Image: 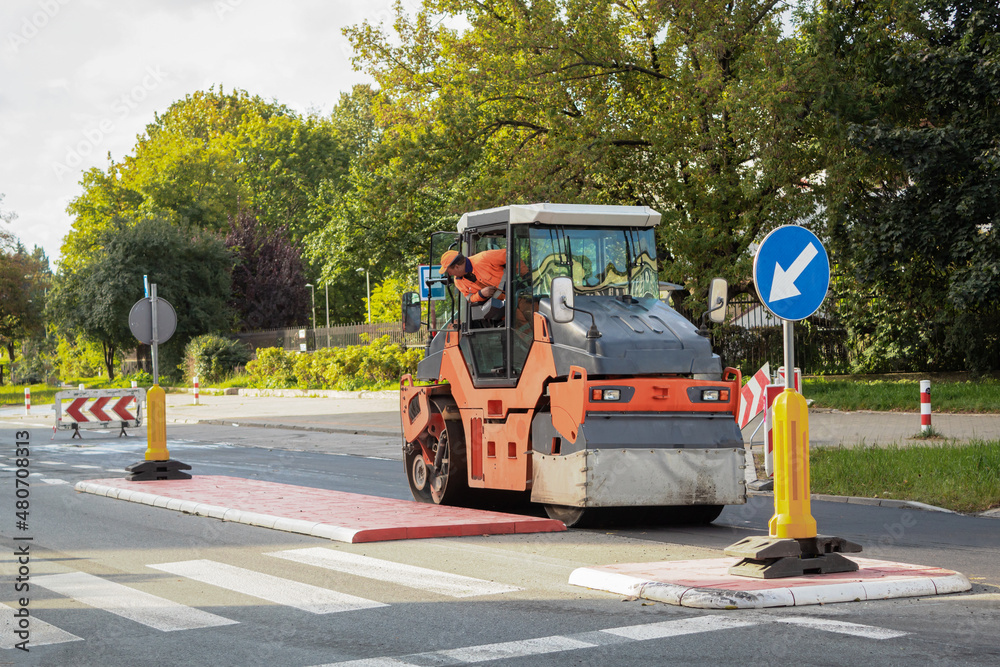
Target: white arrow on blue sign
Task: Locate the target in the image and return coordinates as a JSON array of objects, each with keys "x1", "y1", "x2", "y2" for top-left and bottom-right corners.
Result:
[{"x1": 753, "y1": 225, "x2": 830, "y2": 321}]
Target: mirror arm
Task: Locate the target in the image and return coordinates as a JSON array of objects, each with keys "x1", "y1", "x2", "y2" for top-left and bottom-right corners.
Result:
[{"x1": 561, "y1": 297, "x2": 601, "y2": 339}]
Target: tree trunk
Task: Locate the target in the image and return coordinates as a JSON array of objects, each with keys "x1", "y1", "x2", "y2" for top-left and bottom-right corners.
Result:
[
  {"x1": 103, "y1": 342, "x2": 117, "y2": 381},
  {"x1": 5, "y1": 342, "x2": 14, "y2": 385}
]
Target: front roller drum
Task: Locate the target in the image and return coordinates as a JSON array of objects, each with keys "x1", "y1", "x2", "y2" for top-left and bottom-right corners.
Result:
[{"x1": 404, "y1": 397, "x2": 468, "y2": 505}]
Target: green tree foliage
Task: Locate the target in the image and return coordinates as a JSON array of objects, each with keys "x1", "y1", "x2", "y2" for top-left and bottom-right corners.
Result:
[
  {"x1": 0, "y1": 203, "x2": 50, "y2": 384},
  {"x1": 62, "y1": 88, "x2": 351, "y2": 271},
  {"x1": 225, "y1": 209, "x2": 310, "y2": 330},
  {"x1": 367, "y1": 275, "x2": 416, "y2": 323},
  {"x1": 336, "y1": 0, "x2": 823, "y2": 304},
  {"x1": 811, "y1": 0, "x2": 1000, "y2": 371},
  {"x1": 48, "y1": 217, "x2": 234, "y2": 381},
  {"x1": 184, "y1": 334, "x2": 251, "y2": 383}
]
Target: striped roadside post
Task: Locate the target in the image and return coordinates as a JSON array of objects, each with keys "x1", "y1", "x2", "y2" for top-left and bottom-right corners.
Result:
[
  {"x1": 920, "y1": 380, "x2": 932, "y2": 434},
  {"x1": 24, "y1": 387, "x2": 30, "y2": 415},
  {"x1": 194, "y1": 376, "x2": 200, "y2": 405}
]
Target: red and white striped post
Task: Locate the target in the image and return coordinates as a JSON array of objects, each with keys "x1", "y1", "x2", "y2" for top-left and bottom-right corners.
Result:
[
  {"x1": 193, "y1": 376, "x2": 200, "y2": 405},
  {"x1": 920, "y1": 380, "x2": 932, "y2": 434},
  {"x1": 24, "y1": 387, "x2": 30, "y2": 415}
]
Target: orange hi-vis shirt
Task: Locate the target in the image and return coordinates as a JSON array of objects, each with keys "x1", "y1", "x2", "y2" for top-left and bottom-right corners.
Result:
[{"x1": 456, "y1": 249, "x2": 507, "y2": 304}]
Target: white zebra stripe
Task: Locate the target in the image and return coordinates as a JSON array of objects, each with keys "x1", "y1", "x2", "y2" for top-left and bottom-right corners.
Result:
[
  {"x1": 0, "y1": 603, "x2": 82, "y2": 649},
  {"x1": 148, "y1": 560, "x2": 386, "y2": 614},
  {"x1": 33, "y1": 572, "x2": 237, "y2": 632},
  {"x1": 267, "y1": 548, "x2": 522, "y2": 598}
]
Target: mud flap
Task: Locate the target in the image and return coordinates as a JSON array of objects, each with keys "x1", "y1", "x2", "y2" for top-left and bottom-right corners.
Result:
[
  {"x1": 549, "y1": 366, "x2": 587, "y2": 443},
  {"x1": 400, "y1": 374, "x2": 432, "y2": 443}
]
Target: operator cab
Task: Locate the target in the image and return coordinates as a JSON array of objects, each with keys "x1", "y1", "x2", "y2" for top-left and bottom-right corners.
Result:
[{"x1": 409, "y1": 203, "x2": 666, "y2": 388}]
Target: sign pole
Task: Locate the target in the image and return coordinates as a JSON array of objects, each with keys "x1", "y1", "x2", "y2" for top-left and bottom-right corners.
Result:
[
  {"x1": 726, "y1": 225, "x2": 861, "y2": 578},
  {"x1": 125, "y1": 286, "x2": 190, "y2": 480},
  {"x1": 151, "y1": 283, "x2": 159, "y2": 385},
  {"x1": 782, "y1": 320, "x2": 794, "y2": 389}
]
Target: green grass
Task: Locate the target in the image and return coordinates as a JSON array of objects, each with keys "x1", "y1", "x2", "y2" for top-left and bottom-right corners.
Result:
[
  {"x1": 810, "y1": 440, "x2": 1000, "y2": 513},
  {"x1": 0, "y1": 376, "x2": 154, "y2": 406},
  {"x1": 0, "y1": 383, "x2": 57, "y2": 406},
  {"x1": 804, "y1": 378, "x2": 1000, "y2": 413}
]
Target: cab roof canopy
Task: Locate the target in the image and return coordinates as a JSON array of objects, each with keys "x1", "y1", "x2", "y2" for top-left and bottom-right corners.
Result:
[{"x1": 457, "y1": 203, "x2": 661, "y2": 232}]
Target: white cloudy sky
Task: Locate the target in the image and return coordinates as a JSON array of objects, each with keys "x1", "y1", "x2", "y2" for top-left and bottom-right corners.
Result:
[{"x1": 0, "y1": 0, "x2": 404, "y2": 268}]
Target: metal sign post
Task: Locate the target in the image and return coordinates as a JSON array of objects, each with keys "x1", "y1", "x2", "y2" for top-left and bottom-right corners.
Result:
[
  {"x1": 725, "y1": 226, "x2": 861, "y2": 579},
  {"x1": 125, "y1": 284, "x2": 191, "y2": 481}
]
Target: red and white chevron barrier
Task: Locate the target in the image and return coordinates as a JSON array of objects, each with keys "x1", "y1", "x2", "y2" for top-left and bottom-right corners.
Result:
[
  {"x1": 738, "y1": 363, "x2": 771, "y2": 428},
  {"x1": 53, "y1": 388, "x2": 145, "y2": 436}
]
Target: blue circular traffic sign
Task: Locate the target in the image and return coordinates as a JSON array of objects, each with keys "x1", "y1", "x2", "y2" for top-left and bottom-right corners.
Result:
[{"x1": 753, "y1": 225, "x2": 830, "y2": 321}]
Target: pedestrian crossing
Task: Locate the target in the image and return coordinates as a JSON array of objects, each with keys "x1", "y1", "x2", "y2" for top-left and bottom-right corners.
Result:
[
  {"x1": 2, "y1": 547, "x2": 518, "y2": 650},
  {"x1": 3, "y1": 546, "x2": 911, "y2": 658}
]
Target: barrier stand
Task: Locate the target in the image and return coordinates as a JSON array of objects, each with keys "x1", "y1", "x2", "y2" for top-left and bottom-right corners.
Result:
[{"x1": 725, "y1": 321, "x2": 861, "y2": 579}]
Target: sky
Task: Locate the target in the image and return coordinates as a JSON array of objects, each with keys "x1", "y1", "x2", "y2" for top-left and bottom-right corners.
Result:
[{"x1": 0, "y1": 0, "x2": 404, "y2": 269}]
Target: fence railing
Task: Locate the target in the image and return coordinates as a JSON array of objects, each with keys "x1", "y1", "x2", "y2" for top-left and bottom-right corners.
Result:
[
  {"x1": 233, "y1": 322, "x2": 425, "y2": 355},
  {"x1": 710, "y1": 293, "x2": 852, "y2": 376}
]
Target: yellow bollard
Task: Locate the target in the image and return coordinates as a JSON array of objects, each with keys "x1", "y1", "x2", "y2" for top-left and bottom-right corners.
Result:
[
  {"x1": 145, "y1": 384, "x2": 170, "y2": 461},
  {"x1": 768, "y1": 387, "x2": 817, "y2": 539}
]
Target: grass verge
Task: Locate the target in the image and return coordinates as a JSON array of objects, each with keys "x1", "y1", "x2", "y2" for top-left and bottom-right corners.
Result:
[
  {"x1": 804, "y1": 378, "x2": 1000, "y2": 413},
  {"x1": 809, "y1": 440, "x2": 1000, "y2": 513}
]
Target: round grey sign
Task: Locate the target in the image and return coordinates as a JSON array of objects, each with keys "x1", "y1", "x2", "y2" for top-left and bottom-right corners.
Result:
[{"x1": 129, "y1": 297, "x2": 177, "y2": 344}]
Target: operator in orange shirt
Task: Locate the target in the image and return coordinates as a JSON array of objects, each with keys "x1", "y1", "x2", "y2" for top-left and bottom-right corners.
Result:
[{"x1": 439, "y1": 249, "x2": 506, "y2": 304}]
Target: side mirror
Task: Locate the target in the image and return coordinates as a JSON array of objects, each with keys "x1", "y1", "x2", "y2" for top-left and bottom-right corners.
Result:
[
  {"x1": 402, "y1": 292, "x2": 421, "y2": 333},
  {"x1": 707, "y1": 277, "x2": 728, "y2": 324},
  {"x1": 550, "y1": 276, "x2": 575, "y2": 324}
]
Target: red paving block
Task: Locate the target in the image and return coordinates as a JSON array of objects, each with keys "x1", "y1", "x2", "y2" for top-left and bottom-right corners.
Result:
[{"x1": 77, "y1": 475, "x2": 565, "y2": 543}]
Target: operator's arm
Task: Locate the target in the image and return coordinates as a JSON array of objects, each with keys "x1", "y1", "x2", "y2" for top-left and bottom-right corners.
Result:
[{"x1": 470, "y1": 249, "x2": 507, "y2": 303}]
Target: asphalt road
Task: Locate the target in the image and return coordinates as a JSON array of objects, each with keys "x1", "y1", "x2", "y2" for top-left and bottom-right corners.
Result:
[{"x1": 1, "y1": 424, "x2": 999, "y2": 666}]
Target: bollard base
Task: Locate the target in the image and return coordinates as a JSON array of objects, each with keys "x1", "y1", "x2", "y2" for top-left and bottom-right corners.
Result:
[
  {"x1": 724, "y1": 534, "x2": 862, "y2": 579},
  {"x1": 126, "y1": 459, "x2": 192, "y2": 481}
]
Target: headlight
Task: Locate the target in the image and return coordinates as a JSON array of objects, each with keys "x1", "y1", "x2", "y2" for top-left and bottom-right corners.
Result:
[
  {"x1": 701, "y1": 389, "x2": 729, "y2": 401},
  {"x1": 591, "y1": 388, "x2": 621, "y2": 401}
]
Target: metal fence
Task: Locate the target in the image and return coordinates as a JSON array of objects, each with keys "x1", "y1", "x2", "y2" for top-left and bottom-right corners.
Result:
[
  {"x1": 229, "y1": 298, "x2": 847, "y2": 376},
  {"x1": 710, "y1": 293, "x2": 851, "y2": 376},
  {"x1": 232, "y1": 322, "x2": 425, "y2": 355}
]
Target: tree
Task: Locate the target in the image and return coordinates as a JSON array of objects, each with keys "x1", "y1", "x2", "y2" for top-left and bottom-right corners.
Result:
[
  {"x1": 367, "y1": 275, "x2": 416, "y2": 323},
  {"x1": 0, "y1": 198, "x2": 49, "y2": 384},
  {"x1": 225, "y1": 209, "x2": 310, "y2": 330},
  {"x1": 810, "y1": 0, "x2": 1000, "y2": 371},
  {"x1": 0, "y1": 251, "x2": 47, "y2": 384},
  {"x1": 49, "y1": 217, "x2": 233, "y2": 381},
  {"x1": 337, "y1": 0, "x2": 824, "y2": 304},
  {"x1": 62, "y1": 88, "x2": 352, "y2": 270}
]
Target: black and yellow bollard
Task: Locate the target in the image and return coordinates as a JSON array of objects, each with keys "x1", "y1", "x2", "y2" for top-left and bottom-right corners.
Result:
[
  {"x1": 125, "y1": 385, "x2": 191, "y2": 481},
  {"x1": 725, "y1": 385, "x2": 860, "y2": 578}
]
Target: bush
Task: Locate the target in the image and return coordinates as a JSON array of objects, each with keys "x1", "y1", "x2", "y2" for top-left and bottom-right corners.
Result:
[
  {"x1": 185, "y1": 334, "x2": 252, "y2": 384},
  {"x1": 246, "y1": 347, "x2": 297, "y2": 389},
  {"x1": 247, "y1": 337, "x2": 422, "y2": 391}
]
